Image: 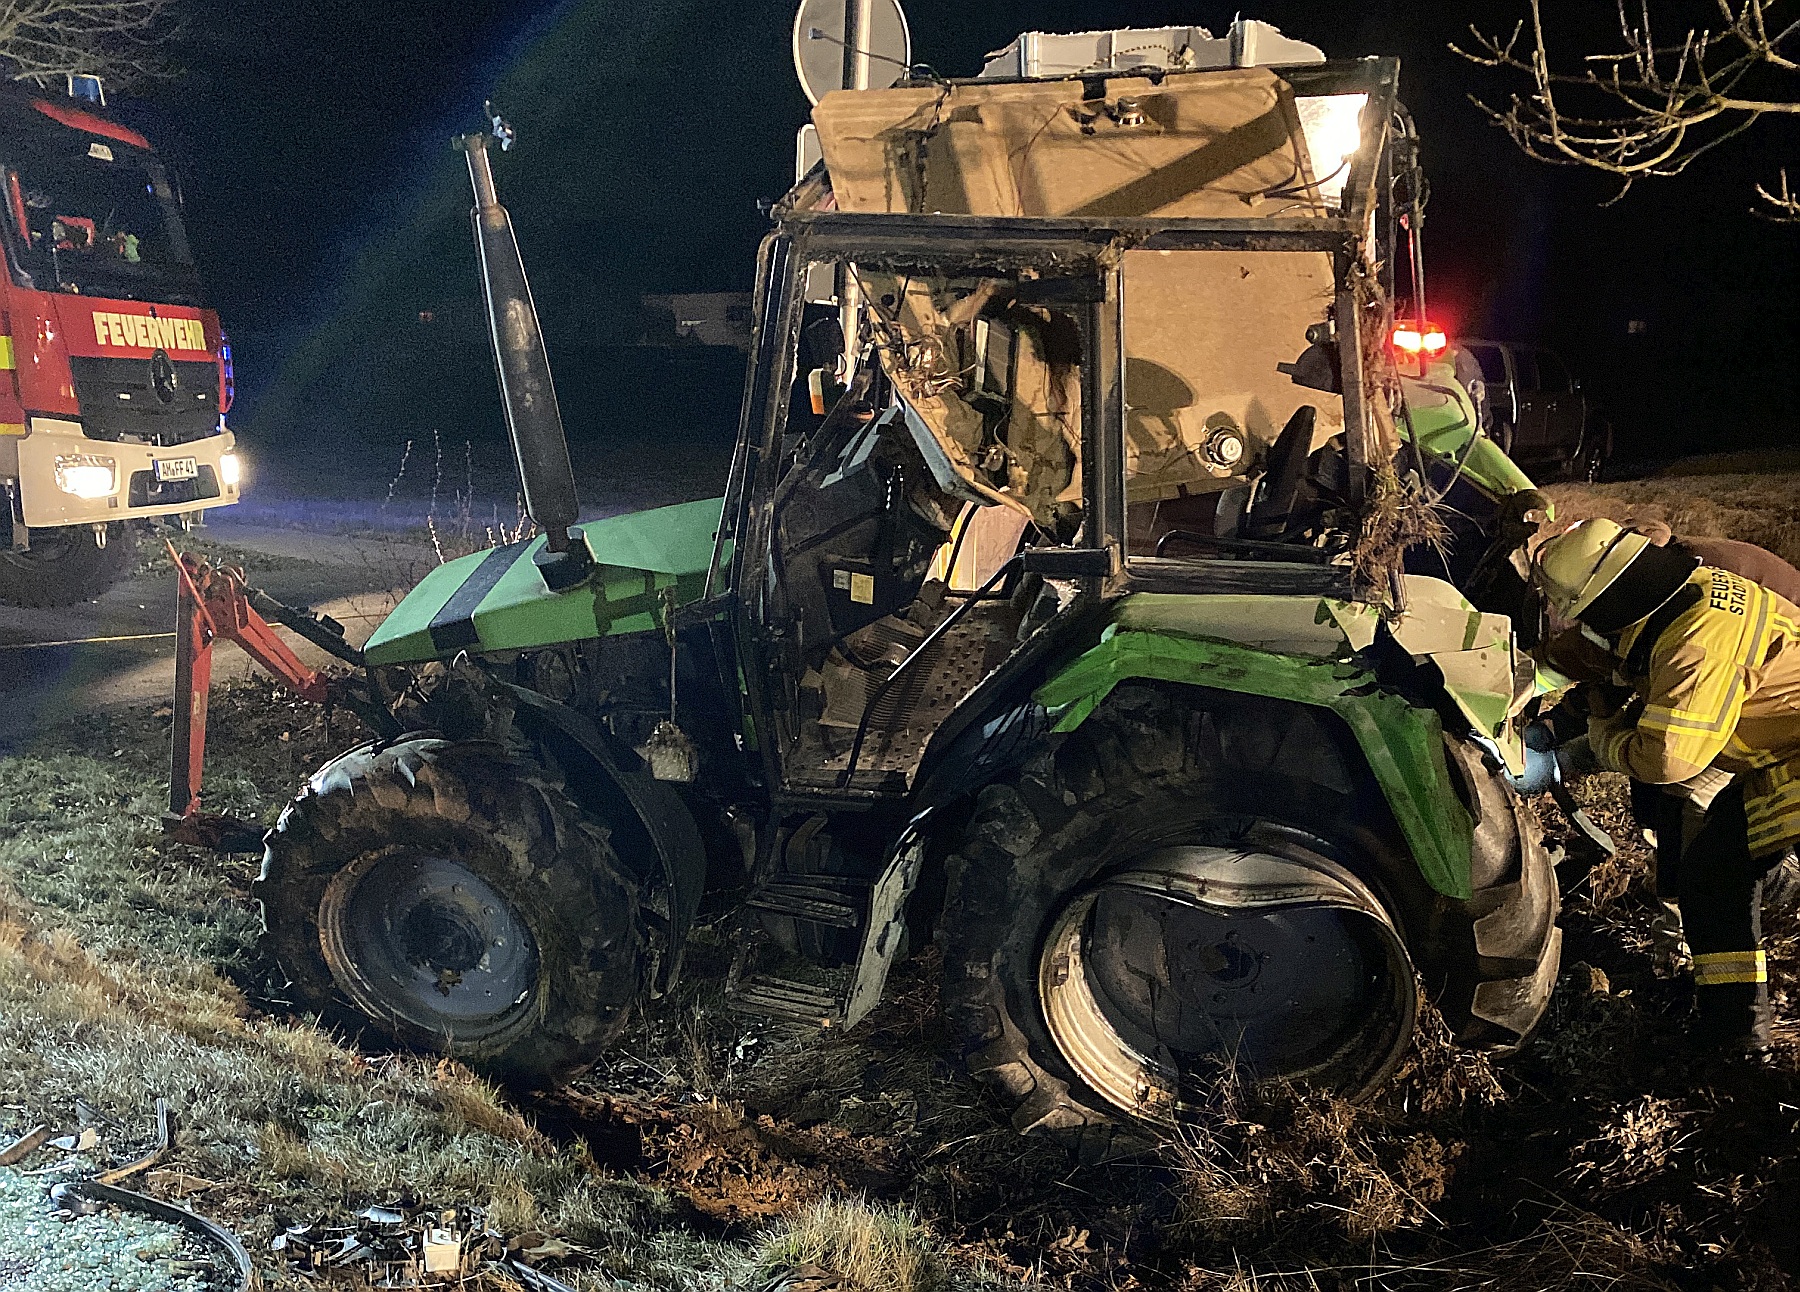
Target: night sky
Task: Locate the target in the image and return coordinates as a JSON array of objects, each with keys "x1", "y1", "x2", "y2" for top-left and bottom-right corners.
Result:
[{"x1": 121, "y1": 1, "x2": 1800, "y2": 493}]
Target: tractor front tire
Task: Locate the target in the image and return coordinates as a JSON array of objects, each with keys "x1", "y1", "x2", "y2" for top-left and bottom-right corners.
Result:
[
  {"x1": 937, "y1": 684, "x2": 1559, "y2": 1159},
  {"x1": 257, "y1": 735, "x2": 645, "y2": 1088},
  {"x1": 0, "y1": 523, "x2": 136, "y2": 608}
]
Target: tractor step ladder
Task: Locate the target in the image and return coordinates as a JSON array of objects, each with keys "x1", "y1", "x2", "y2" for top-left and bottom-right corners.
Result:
[
  {"x1": 727, "y1": 973, "x2": 846, "y2": 1027},
  {"x1": 729, "y1": 877, "x2": 866, "y2": 1025},
  {"x1": 743, "y1": 880, "x2": 864, "y2": 928},
  {"x1": 726, "y1": 833, "x2": 929, "y2": 1030}
]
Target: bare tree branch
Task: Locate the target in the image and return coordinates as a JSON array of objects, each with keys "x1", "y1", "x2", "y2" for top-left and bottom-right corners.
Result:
[
  {"x1": 0, "y1": 0, "x2": 179, "y2": 90},
  {"x1": 1456, "y1": 0, "x2": 1800, "y2": 217}
]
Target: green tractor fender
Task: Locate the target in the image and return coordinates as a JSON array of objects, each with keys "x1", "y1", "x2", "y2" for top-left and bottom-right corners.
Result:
[
  {"x1": 349, "y1": 495, "x2": 725, "y2": 993},
  {"x1": 1033, "y1": 629, "x2": 1472, "y2": 899},
  {"x1": 1026, "y1": 588, "x2": 1532, "y2": 902},
  {"x1": 499, "y1": 683, "x2": 709, "y2": 996}
]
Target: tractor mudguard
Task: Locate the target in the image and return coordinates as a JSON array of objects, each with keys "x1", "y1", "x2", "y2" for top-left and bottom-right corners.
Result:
[
  {"x1": 499, "y1": 683, "x2": 708, "y2": 993},
  {"x1": 363, "y1": 496, "x2": 727, "y2": 665},
  {"x1": 1399, "y1": 370, "x2": 1537, "y2": 502},
  {"x1": 1033, "y1": 628, "x2": 1477, "y2": 901}
]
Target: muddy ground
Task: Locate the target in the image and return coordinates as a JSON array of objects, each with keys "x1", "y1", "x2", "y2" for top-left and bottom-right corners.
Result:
[{"x1": 1, "y1": 461, "x2": 1798, "y2": 1290}]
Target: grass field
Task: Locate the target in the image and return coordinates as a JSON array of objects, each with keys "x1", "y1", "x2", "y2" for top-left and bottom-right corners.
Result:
[
  {"x1": 1, "y1": 457, "x2": 1799, "y2": 1289},
  {"x1": 1544, "y1": 453, "x2": 1800, "y2": 566}
]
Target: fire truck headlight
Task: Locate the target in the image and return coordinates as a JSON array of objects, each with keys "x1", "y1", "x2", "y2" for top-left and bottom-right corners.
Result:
[
  {"x1": 54, "y1": 454, "x2": 117, "y2": 499},
  {"x1": 220, "y1": 452, "x2": 242, "y2": 487}
]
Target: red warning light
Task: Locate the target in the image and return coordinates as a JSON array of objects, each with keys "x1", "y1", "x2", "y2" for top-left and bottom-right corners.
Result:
[{"x1": 1392, "y1": 321, "x2": 1448, "y2": 357}]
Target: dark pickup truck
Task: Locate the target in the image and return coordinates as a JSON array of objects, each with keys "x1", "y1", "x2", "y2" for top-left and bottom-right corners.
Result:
[{"x1": 1457, "y1": 339, "x2": 1611, "y2": 482}]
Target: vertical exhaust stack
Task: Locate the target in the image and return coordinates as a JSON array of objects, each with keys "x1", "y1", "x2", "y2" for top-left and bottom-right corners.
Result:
[{"x1": 455, "y1": 124, "x2": 592, "y2": 590}]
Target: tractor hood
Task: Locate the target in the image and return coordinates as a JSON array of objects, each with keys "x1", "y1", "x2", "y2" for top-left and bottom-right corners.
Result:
[{"x1": 363, "y1": 496, "x2": 725, "y2": 665}]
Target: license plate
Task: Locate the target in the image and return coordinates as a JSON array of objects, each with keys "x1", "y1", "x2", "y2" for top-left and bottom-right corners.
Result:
[{"x1": 154, "y1": 456, "x2": 198, "y2": 482}]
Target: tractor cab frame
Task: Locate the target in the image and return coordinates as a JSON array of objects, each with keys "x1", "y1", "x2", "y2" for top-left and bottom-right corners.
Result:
[{"x1": 711, "y1": 58, "x2": 1403, "y2": 806}]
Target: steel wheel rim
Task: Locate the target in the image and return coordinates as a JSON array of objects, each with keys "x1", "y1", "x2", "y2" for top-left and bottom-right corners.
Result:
[
  {"x1": 1038, "y1": 841, "x2": 1417, "y2": 1123},
  {"x1": 318, "y1": 845, "x2": 541, "y2": 1045}
]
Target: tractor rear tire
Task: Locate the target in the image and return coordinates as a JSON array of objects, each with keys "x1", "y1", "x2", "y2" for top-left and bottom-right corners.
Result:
[
  {"x1": 937, "y1": 684, "x2": 1559, "y2": 1160},
  {"x1": 0, "y1": 523, "x2": 136, "y2": 607},
  {"x1": 256, "y1": 735, "x2": 645, "y2": 1088}
]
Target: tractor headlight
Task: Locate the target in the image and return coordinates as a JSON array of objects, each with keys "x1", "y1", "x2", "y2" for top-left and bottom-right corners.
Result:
[
  {"x1": 220, "y1": 452, "x2": 242, "y2": 487},
  {"x1": 54, "y1": 453, "x2": 117, "y2": 499}
]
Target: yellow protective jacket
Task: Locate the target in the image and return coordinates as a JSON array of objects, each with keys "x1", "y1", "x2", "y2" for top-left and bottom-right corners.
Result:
[{"x1": 1591, "y1": 566, "x2": 1800, "y2": 857}]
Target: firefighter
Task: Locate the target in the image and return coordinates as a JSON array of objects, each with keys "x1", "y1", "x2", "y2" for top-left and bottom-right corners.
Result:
[
  {"x1": 1533, "y1": 518, "x2": 1800, "y2": 1052},
  {"x1": 1537, "y1": 525, "x2": 1800, "y2": 916}
]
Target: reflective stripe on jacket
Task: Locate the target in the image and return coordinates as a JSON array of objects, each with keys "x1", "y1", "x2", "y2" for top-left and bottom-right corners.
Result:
[{"x1": 1592, "y1": 566, "x2": 1800, "y2": 856}]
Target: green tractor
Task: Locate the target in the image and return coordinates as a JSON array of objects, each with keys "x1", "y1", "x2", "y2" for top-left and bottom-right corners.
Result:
[{"x1": 256, "y1": 28, "x2": 1561, "y2": 1158}]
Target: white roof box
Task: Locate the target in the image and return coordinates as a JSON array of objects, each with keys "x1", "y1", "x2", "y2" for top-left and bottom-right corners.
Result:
[{"x1": 978, "y1": 18, "x2": 1324, "y2": 79}]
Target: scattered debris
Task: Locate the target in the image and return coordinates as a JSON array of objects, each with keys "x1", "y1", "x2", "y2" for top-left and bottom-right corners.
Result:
[
  {"x1": 96, "y1": 1098, "x2": 172, "y2": 1185},
  {"x1": 49, "y1": 1178, "x2": 258, "y2": 1291},
  {"x1": 46, "y1": 1128, "x2": 97, "y2": 1155},
  {"x1": 270, "y1": 1196, "x2": 594, "y2": 1287},
  {"x1": 0, "y1": 1127, "x2": 50, "y2": 1168},
  {"x1": 0, "y1": 1165, "x2": 237, "y2": 1292},
  {"x1": 503, "y1": 1260, "x2": 580, "y2": 1292}
]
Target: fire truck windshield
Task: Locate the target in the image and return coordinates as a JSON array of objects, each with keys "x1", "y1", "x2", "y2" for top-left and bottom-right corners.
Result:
[{"x1": 1, "y1": 140, "x2": 198, "y2": 304}]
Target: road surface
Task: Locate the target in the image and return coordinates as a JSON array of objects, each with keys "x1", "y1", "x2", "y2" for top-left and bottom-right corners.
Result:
[{"x1": 0, "y1": 515, "x2": 439, "y2": 754}]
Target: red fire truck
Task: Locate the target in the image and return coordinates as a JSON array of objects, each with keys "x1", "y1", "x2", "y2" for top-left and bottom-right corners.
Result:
[{"x1": 0, "y1": 82, "x2": 239, "y2": 607}]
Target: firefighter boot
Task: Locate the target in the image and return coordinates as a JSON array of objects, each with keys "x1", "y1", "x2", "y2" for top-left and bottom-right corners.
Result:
[
  {"x1": 1692, "y1": 950, "x2": 1773, "y2": 1056},
  {"x1": 1689, "y1": 869, "x2": 1772, "y2": 1056},
  {"x1": 1679, "y1": 788, "x2": 1774, "y2": 1055}
]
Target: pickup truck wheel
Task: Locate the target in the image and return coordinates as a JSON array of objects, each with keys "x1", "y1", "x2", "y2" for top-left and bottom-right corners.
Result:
[
  {"x1": 0, "y1": 523, "x2": 136, "y2": 607},
  {"x1": 257, "y1": 736, "x2": 645, "y2": 1088},
  {"x1": 1566, "y1": 422, "x2": 1610, "y2": 483},
  {"x1": 937, "y1": 684, "x2": 1559, "y2": 1160}
]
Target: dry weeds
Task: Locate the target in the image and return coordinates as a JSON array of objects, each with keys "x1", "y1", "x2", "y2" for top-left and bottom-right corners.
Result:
[
  {"x1": 1353, "y1": 461, "x2": 1453, "y2": 607},
  {"x1": 1165, "y1": 1080, "x2": 1457, "y2": 1248},
  {"x1": 1544, "y1": 455, "x2": 1800, "y2": 566},
  {"x1": 754, "y1": 1198, "x2": 948, "y2": 1292}
]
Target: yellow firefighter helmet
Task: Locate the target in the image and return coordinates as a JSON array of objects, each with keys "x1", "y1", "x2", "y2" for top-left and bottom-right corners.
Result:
[{"x1": 1533, "y1": 518, "x2": 1654, "y2": 621}]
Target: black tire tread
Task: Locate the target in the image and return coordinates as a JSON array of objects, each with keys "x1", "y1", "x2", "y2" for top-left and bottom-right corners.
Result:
[
  {"x1": 255, "y1": 735, "x2": 644, "y2": 1087},
  {"x1": 937, "y1": 683, "x2": 1558, "y2": 1156},
  {"x1": 0, "y1": 523, "x2": 136, "y2": 608}
]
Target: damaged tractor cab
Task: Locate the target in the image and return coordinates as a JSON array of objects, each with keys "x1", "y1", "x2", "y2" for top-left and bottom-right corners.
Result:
[{"x1": 252, "y1": 24, "x2": 1559, "y2": 1155}]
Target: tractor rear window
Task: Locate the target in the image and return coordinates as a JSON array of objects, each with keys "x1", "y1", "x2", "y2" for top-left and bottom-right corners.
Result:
[{"x1": 1, "y1": 139, "x2": 197, "y2": 303}]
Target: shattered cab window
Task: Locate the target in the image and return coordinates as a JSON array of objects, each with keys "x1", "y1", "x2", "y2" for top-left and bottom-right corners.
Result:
[
  {"x1": 758, "y1": 256, "x2": 1094, "y2": 789},
  {"x1": 858, "y1": 267, "x2": 1086, "y2": 541}
]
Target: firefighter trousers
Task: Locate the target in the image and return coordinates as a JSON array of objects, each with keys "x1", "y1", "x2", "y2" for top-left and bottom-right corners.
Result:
[{"x1": 1642, "y1": 780, "x2": 1777, "y2": 1049}]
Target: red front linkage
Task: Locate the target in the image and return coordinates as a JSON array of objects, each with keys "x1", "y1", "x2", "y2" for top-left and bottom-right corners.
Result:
[{"x1": 169, "y1": 542, "x2": 329, "y2": 820}]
